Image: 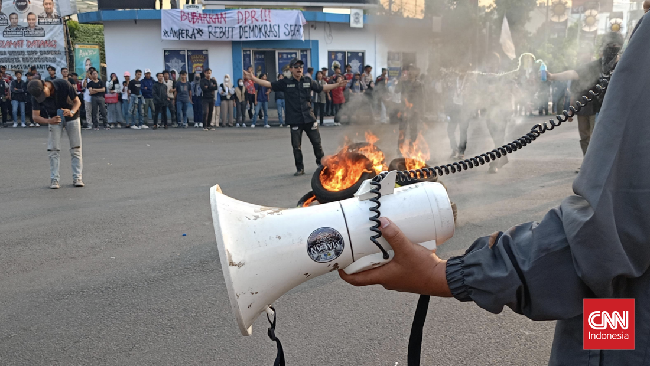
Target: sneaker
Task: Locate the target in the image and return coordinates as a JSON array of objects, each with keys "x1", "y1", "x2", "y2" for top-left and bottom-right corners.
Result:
[
  {"x1": 457, "y1": 154, "x2": 465, "y2": 160},
  {"x1": 73, "y1": 179, "x2": 85, "y2": 187},
  {"x1": 94, "y1": 128, "x2": 99, "y2": 131},
  {"x1": 251, "y1": 125, "x2": 256, "y2": 128},
  {"x1": 183, "y1": 125, "x2": 188, "y2": 128},
  {"x1": 199, "y1": 123, "x2": 203, "y2": 128},
  {"x1": 21, "y1": 123, "x2": 26, "y2": 128},
  {"x1": 203, "y1": 128, "x2": 209, "y2": 131},
  {"x1": 235, "y1": 123, "x2": 240, "y2": 127},
  {"x1": 264, "y1": 125, "x2": 271, "y2": 128},
  {"x1": 333, "y1": 122, "x2": 341, "y2": 126},
  {"x1": 194, "y1": 123, "x2": 199, "y2": 128},
  {"x1": 34, "y1": 123, "x2": 40, "y2": 127},
  {"x1": 449, "y1": 150, "x2": 458, "y2": 159},
  {"x1": 83, "y1": 126, "x2": 93, "y2": 130},
  {"x1": 294, "y1": 170, "x2": 305, "y2": 176},
  {"x1": 29, "y1": 123, "x2": 34, "y2": 127},
  {"x1": 141, "y1": 125, "x2": 149, "y2": 129},
  {"x1": 117, "y1": 124, "x2": 122, "y2": 129},
  {"x1": 105, "y1": 126, "x2": 111, "y2": 130},
  {"x1": 210, "y1": 127, "x2": 216, "y2": 131},
  {"x1": 12, "y1": 122, "x2": 17, "y2": 128},
  {"x1": 130, "y1": 125, "x2": 140, "y2": 130},
  {"x1": 49, "y1": 179, "x2": 60, "y2": 189},
  {"x1": 488, "y1": 166, "x2": 499, "y2": 174},
  {"x1": 241, "y1": 123, "x2": 247, "y2": 128}
]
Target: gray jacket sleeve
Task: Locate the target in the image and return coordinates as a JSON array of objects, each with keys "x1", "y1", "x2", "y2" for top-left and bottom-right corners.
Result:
[{"x1": 446, "y1": 203, "x2": 592, "y2": 321}]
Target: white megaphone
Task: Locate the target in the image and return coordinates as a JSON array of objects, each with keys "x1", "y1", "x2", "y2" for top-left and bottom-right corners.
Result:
[{"x1": 210, "y1": 172, "x2": 455, "y2": 336}]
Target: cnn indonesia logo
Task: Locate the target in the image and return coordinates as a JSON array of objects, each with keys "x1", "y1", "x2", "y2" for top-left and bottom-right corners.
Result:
[{"x1": 583, "y1": 299, "x2": 635, "y2": 350}]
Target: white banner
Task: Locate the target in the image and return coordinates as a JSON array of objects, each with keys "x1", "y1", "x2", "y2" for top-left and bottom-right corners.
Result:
[
  {"x1": 0, "y1": 0, "x2": 66, "y2": 73},
  {"x1": 161, "y1": 9, "x2": 306, "y2": 41}
]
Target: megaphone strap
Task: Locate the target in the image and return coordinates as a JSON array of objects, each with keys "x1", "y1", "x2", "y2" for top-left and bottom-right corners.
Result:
[
  {"x1": 407, "y1": 295, "x2": 430, "y2": 366},
  {"x1": 266, "y1": 306, "x2": 286, "y2": 366}
]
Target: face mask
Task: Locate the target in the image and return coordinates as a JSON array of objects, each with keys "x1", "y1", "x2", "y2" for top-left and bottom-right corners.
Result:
[{"x1": 239, "y1": 81, "x2": 244, "y2": 86}]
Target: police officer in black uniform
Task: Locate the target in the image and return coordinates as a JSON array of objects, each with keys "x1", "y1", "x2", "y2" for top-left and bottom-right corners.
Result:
[{"x1": 244, "y1": 58, "x2": 348, "y2": 176}]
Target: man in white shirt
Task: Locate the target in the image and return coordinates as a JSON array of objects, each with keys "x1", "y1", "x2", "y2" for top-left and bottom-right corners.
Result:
[
  {"x1": 81, "y1": 67, "x2": 96, "y2": 129},
  {"x1": 163, "y1": 70, "x2": 176, "y2": 127}
]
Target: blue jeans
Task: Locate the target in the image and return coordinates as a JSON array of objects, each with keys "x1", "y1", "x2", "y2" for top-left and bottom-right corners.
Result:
[
  {"x1": 276, "y1": 99, "x2": 285, "y2": 125},
  {"x1": 12, "y1": 100, "x2": 25, "y2": 124},
  {"x1": 121, "y1": 99, "x2": 131, "y2": 124},
  {"x1": 48, "y1": 118, "x2": 82, "y2": 181},
  {"x1": 177, "y1": 100, "x2": 189, "y2": 126},
  {"x1": 252, "y1": 101, "x2": 268, "y2": 126},
  {"x1": 129, "y1": 95, "x2": 144, "y2": 126}
]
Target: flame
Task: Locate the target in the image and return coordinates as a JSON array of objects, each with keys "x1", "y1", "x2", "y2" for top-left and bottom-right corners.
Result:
[
  {"x1": 319, "y1": 132, "x2": 387, "y2": 192},
  {"x1": 320, "y1": 153, "x2": 371, "y2": 192},
  {"x1": 400, "y1": 132, "x2": 430, "y2": 172},
  {"x1": 358, "y1": 132, "x2": 388, "y2": 175}
]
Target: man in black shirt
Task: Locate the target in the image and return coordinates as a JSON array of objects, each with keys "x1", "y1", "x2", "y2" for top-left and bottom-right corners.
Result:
[
  {"x1": 244, "y1": 58, "x2": 347, "y2": 175},
  {"x1": 128, "y1": 69, "x2": 144, "y2": 129},
  {"x1": 27, "y1": 79, "x2": 83, "y2": 189},
  {"x1": 87, "y1": 69, "x2": 108, "y2": 130},
  {"x1": 200, "y1": 68, "x2": 219, "y2": 131}
]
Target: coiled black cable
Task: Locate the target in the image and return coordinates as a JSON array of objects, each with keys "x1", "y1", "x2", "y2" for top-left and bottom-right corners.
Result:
[{"x1": 367, "y1": 74, "x2": 611, "y2": 256}]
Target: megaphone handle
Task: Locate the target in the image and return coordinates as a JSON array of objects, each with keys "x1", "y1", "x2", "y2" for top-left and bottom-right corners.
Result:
[{"x1": 342, "y1": 251, "x2": 395, "y2": 275}]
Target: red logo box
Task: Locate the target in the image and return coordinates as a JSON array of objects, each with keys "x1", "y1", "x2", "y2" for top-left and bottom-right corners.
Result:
[{"x1": 584, "y1": 298, "x2": 635, "y2": 350}]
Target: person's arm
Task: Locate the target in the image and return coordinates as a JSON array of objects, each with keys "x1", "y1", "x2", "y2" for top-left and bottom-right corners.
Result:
[
  {"x1": 254, "y1": 87, "x2": 258, "y2": 105},
  {"x1": 548, "y1": 70, "x2": 579, "y2": 81},
  {"x1": 243, "y1": 70, "x2": 272, "y2": 88},
  {"x1": 322, "y1": 78, "x2": 348, "y2": 92},
  {"x1": 341, "y1": 195, "x2": 649, "y2": 321}
]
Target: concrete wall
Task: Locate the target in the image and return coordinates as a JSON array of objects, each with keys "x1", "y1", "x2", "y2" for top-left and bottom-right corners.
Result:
[{"x1": 103, "y1": 18, "x2": 430, "y2": 81}]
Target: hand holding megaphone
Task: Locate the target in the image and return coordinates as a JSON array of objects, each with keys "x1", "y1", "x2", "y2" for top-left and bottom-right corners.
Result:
[{"x1": 339, "y1": 217, "x2": 452, "y2": 297}]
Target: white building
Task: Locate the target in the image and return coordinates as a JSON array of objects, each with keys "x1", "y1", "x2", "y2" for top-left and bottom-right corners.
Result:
[{"x1": 78, "y1": 2, "x2": 434, "y2": 97}]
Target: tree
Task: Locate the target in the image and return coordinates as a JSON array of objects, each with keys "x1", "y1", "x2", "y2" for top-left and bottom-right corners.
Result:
[{"x1": 67, "y1": 21, "x2": 106, "y2": 66}]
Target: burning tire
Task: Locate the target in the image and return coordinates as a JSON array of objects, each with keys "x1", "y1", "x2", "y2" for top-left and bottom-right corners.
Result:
[
  {"x1": 311, "y1": 153, "x2": 375, "y2": 204},
  {"x1": 297, "y1": 191, "x2": 319, "y2": 207}
]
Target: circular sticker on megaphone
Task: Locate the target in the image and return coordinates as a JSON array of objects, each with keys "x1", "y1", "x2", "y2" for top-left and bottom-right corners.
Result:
[{"x1": 307, "y1": 227, "x2": 345, "y2": 263}]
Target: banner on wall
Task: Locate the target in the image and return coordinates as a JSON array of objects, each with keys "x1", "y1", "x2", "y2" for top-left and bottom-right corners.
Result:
[
  {"x1": 164, "y1": 49, "x2": 187, "y2": 73},
  {"x1": 74, "y1": 44, "x2": 99, "y2": 77},
  {"x1": 187, "y1": 50, "x2": 208, "y2": 73},
  {"x1": 253, "y1": 51, "x2": 265, "y2": 75},
  {"x1": 387, "y1": 51, "x2": 401, "y2": 79},
  {"x1": 327, "y1": 51, "x2": 346, "y2": 76},
  {"x1": 277, "y1": 51, "x2": 297, "y2": 74},
  {"x1": 161, "y1": 9, "x2": 306, "y2": 41},
  {"x1": 346, "y1": 51, "x2": 365, "y2": 75},
  {"x1": 0, "y1": 0, "x2": 66, "y2": 74},
  {"x1": 243, "y1": 50, "x2": 252, "y2": 71}
]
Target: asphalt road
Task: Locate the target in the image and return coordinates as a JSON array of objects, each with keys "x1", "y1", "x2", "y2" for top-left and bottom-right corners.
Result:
[{"x1": 0, "y1": 115, "x2": 585, "y2": 366}]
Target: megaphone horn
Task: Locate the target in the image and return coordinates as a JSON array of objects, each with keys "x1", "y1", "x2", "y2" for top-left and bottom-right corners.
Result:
[{"x1": 210, "y1": 172, "x2": 455, "y2": 336}]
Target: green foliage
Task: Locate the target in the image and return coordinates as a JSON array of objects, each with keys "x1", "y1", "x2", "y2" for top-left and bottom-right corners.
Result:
[{"x1": 67, "y1": 20, "x2": 106, "y2": 65}]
